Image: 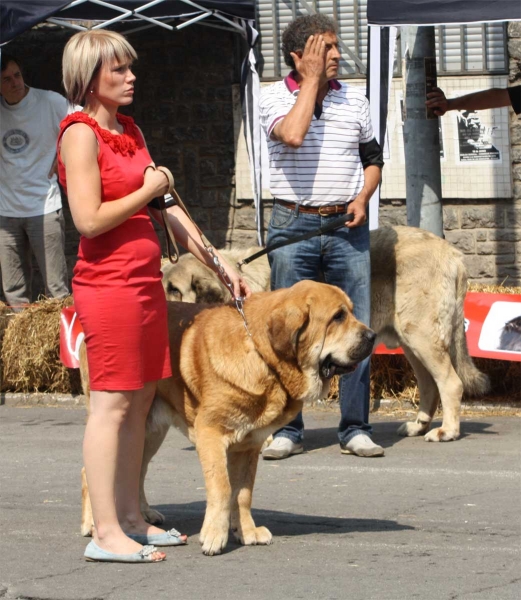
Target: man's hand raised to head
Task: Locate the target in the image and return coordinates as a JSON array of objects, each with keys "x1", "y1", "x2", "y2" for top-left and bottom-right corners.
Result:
[{"x1": 291, "y1": 34, "x2": 327, "y2": 87}]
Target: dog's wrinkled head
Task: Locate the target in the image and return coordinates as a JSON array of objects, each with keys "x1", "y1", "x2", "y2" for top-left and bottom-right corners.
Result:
[
  {"x1": 162, "y1": 257, "x2": 228, "y2": 304},
  {"x1": 162, "y1": 248, "x2": 271, "y2": 305},
  {"x1": 262, "y1": 280, "x2": 375, "y2": 381}
]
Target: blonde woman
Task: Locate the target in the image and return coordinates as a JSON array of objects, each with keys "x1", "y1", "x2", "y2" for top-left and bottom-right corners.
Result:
[{"x1": 58, "y1": 30, "x2": 250, "y2": 563}]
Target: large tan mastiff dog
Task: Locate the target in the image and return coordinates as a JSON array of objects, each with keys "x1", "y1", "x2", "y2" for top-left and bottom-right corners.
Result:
[
  {"x1": 162, "y1": 226, "x2": 490, "y2": 442},
  {"x1": 81, "y1": 280, "x2": 376, "y2": 555}
]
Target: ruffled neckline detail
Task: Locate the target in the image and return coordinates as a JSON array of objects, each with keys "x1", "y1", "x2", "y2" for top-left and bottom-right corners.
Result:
[{"x1": 60, "y1": 112, "x2": 142, "y2": 156}]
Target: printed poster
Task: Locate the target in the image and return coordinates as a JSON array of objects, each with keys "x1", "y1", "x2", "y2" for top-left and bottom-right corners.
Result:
[{"x1": 454, "y1": 91, "x2": 501, "y2": 162}]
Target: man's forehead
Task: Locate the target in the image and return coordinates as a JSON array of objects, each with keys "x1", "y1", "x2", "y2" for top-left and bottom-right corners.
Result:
[{"x1": 321, "y1": 31, "x2": 338, "y2": 43}]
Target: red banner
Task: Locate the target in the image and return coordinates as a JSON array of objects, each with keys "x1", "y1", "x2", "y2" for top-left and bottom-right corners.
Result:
[{"x1": 374, "y1": 292, "x2": 521, "y2": 361}]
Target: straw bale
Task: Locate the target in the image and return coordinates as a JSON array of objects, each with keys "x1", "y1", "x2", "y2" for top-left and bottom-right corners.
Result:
[
  {"x1": 370, "y1": 355, "x2": 418, "y2": 405},
  {"x1": 468, "y1": 283, "x2": 521, "y2": 294},
  {"x1": 1, "y1": 297, "x2": 82, "y2": 394},
  {"x1": 0, "y1": 301, "x2": 15, "y2": 386}
]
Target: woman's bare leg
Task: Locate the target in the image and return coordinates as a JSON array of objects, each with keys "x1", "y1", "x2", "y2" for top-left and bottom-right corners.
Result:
[
  {"x1": 83, "y1": 388, "x2": 165, "y2": 558},
  {"x1": 113, "y1": 382, "x2": 183, "y2": 540}
]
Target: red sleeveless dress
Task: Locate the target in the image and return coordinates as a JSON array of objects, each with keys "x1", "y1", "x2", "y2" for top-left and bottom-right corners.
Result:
[{"x1": 57, "y1": 112, "x2": 171, "y2": 390}]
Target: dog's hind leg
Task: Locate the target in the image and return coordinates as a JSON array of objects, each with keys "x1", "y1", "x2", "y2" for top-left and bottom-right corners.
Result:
[
  {"x1": 229, "y1": 447, "x2": 273, "y2": 547},
  {"x1": 424, "y1": 363, "x2": 462, "y2": 442},
  {"x1": 400, "y1": 345, "x2": 462, "y2": 442},
  {"x1": 397, "y1": 347, "x2": 440, "y2": 438},
  {"x1": 196, "y1": 425, "x2": 232, "y2": 555}
]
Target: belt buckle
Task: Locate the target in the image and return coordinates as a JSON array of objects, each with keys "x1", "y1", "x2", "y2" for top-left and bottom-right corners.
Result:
[{"x1": 318, "y1": 205, "x2": 330, "y2": 216}]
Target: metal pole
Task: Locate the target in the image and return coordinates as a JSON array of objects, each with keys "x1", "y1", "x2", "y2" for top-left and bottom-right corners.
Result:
[{"x1": 401, "y1": 26, "x2": 444, "y2": 237}]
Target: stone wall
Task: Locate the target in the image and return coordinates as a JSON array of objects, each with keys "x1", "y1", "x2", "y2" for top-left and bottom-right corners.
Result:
[{"x1": 378, "y1": 199, "x2": 520, "y2": 285}]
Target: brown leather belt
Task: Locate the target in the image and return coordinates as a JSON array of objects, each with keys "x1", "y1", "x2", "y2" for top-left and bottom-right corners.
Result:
[{"x1": 275, "y1": 199, "x2": 349, "y2": 216}]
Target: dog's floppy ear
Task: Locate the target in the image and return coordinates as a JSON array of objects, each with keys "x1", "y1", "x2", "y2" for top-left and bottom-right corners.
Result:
[{"x1": 268, "y1": 304, "x2": 309, "y2": 358}]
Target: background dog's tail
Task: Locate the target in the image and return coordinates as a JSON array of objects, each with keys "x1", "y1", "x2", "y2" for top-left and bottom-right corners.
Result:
[{"x1": 450, "y1": 262, "x2": 490, "y2": 397}]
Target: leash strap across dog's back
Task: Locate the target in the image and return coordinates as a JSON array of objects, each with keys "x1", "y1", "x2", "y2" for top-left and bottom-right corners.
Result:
[{"x1": 237, "y1": 213, "x2": 355, "y2": 267}]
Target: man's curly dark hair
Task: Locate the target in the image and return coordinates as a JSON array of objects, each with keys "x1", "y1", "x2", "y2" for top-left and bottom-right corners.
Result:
[
  {"x1": 1, "y1": 53, "x2": 21, "y2": 73},
  {"x1": 282, "y1": 14, "x2": 337, "y2": 70}
]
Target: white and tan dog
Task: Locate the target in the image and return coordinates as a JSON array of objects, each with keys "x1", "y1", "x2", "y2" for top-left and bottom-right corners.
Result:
[{"x1": 162, "y1": 226, "x2": 489, "y2": 442}]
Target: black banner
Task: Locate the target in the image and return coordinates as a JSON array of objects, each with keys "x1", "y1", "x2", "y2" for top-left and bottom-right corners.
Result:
[{"x1": 367, "y1": 0, "x2": 521, "y2": 26}]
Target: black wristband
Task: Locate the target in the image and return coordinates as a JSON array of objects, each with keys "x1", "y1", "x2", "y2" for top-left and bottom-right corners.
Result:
[{"x1": 164, "y1": 196, "x2": 176, "y2": 209}]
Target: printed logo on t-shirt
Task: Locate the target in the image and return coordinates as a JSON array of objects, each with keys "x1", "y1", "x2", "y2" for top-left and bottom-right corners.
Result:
[{"x1": 3, "y1": 129, "x2": 30, "y2": 154}]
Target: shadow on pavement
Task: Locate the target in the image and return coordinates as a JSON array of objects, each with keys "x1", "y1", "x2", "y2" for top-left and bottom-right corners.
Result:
[
  {"x1": 152, "y1": 501, "x2": 414, "y2": 554},
  {"x1": 301, "y1": 419, "x2": 496, "y2": 451}
]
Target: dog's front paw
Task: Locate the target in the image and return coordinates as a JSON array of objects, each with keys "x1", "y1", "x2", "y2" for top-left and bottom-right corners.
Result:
[
  {"x1": 199, "y1": 527, "x2": 229, "y2": 556},
  {"x1": 233, "y1": 525, "x2": 273, "y2": 546},
  {"x1": 199, "y1": 518, "x2": 229, "y2": 556},
  {"x1": 397, "y1": 420, "x2": 429, "y2": 437},
  {"x1": 142, "y1": 506, "x2": 165, "y2": 525},
  {"x1": 424, "y1": 427, "x2": 460, "y2": 442}
]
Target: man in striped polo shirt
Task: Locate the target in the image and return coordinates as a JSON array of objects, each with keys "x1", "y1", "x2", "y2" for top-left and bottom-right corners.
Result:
[{"x1": 259, "y1": 14, "x2": 384, "y2": 460}]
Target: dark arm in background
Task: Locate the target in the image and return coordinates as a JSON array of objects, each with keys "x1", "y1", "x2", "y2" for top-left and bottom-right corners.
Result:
[{"x1": 425, "y1": 86, "x2": 517, "y2": 116}]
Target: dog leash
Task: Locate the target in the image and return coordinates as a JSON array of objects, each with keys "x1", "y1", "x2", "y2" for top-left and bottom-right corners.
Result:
[
  {"x1": 146, "y1": 165, "x2": 251, "y2": 336},
  {"x1": 145, "y1": 165, "x2": 182, "y2": 264},
  {"x1": 236, "y1": 213, "x2": 355, "y2": 267}
]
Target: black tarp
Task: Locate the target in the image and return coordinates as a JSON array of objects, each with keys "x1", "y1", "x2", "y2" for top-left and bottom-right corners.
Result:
[
  {"x1": 367, "y1": 0, "x2": 521, "y2": 26},
  {"x1": 0, "y1": 0, "x2": 255, "y2": 46}
]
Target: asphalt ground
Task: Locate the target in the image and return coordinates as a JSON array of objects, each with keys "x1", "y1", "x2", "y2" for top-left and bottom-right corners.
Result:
[{"x1": 0, "y1": 404, "x2": 520, "y2": 600}]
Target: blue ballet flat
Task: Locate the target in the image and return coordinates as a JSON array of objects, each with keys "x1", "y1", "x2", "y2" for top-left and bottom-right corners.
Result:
[
  {"x1": 127, "y1": 527, "x2": 187, "y2": 547},
  {"x1": 84, "y1": 541, "x2": 164, "y2": 563}
]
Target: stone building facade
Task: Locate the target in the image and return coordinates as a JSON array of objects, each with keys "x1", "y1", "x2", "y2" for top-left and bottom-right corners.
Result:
[{"x1": 2, "y1": 21, "x2": 520, "y2": 302}]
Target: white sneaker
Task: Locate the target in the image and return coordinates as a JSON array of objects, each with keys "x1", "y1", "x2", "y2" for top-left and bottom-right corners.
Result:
[
  {"x1": 340, "y1": 435, "x2": 385, "y2": 457},
  {"x1": 262, "y1": 437, "x2": 304, "y2": 460}
]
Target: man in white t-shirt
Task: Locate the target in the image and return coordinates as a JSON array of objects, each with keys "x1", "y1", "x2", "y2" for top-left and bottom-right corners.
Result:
[
  {"x1": 0, "y1": 53, "x2": 69, "y2": 309},
  {"x1": 259, "y1": 14, "x2": 384, "y2": 459}
]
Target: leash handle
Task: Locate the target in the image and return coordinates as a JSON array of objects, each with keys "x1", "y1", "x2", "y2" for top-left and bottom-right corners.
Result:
[{"x1": 144, "y1": 165, "x2": 180, "y2": 264}]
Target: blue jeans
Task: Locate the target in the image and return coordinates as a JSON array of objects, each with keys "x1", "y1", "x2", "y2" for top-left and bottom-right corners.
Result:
[{"x1": 267, "y1": 201, "x2": 372, "y2": 446}]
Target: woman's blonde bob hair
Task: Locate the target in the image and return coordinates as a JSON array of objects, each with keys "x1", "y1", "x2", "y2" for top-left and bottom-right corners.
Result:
[{"x1": 62, "y1": 30, "x2": 137, "y2": 105}]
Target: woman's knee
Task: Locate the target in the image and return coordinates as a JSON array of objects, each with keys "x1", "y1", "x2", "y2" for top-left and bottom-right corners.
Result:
[{"x1": 88, "y1": 391, "x2": 134, "y2": 425}]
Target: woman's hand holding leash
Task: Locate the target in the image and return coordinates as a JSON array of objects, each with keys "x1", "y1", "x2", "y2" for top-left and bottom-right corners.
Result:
[
  {"x1": 143, "y1": 164, "x2": 170, "y2": 199},
  {"x1": 227, "y1": 270, "x2": 252, "y2": 301},
  {"x1": 208, "y1": 248, "x2": 251, "y2": 301}
]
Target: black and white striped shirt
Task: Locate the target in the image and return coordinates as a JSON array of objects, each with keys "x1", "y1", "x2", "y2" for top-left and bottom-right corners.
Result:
[{"x1": 259, "y1": 74, "x2": 375, "y2": 205}]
